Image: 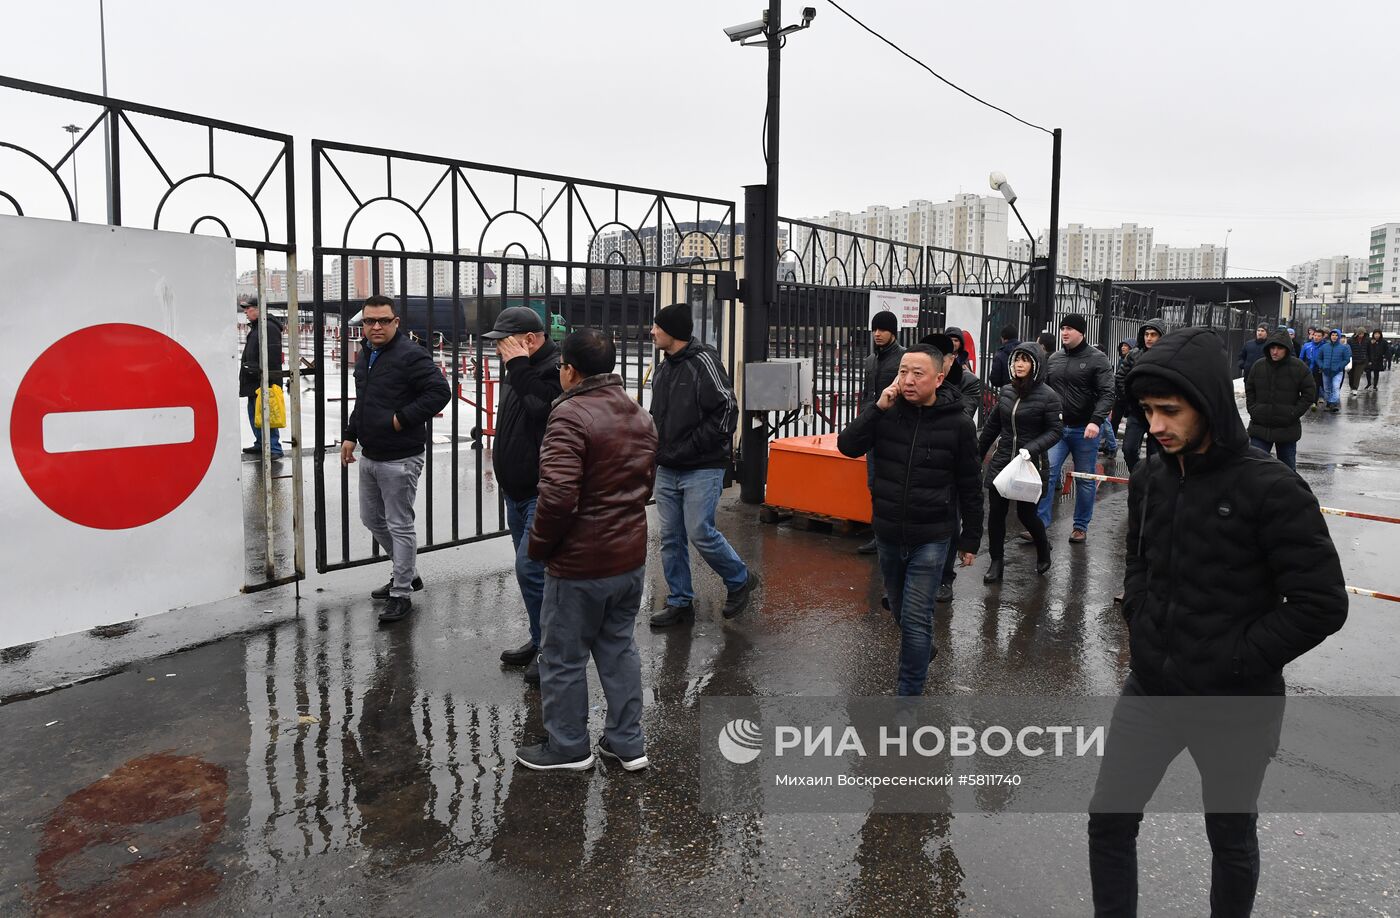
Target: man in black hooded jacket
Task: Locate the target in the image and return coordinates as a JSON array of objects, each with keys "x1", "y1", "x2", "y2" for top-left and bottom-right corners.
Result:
[
  {"x1": 1113, "y1": 317, "x2": 1167, "y2": 471},
  {"x1": 1087, "y1": 327, "x2": 1347, "y2": 917},
  {"x1": 1244, "y1": 328, "x2": 1316, "y2": 471}
]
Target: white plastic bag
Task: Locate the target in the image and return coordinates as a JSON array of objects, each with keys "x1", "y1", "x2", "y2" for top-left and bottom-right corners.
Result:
[{"x1": 993, "y1": 448, "x2": 1043, "y2": 502}]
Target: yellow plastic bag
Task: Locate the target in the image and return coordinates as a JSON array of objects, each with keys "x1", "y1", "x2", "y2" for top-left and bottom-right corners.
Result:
[{"x1": 255, "y1": 384, "x2": 287, "y2": 429}]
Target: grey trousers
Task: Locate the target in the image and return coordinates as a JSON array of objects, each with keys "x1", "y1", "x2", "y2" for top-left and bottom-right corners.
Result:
[
  {"x1": 539, "y1": 565, "x2": 646, "y2": 758},
  {"x1": 358, "y1": 453, "x2": 425, "y2": 598}
]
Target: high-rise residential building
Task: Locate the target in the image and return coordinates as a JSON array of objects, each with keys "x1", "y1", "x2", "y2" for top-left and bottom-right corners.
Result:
[
  {"x1": 1149, "y1": 243, "x2": 1225, "y2": 280},
  {"x1": 801, "y1": 194, "x2": 1010, "y2": 258},
  {"x1": 325, "y1": 256, "x2": 397, "y2": 301},
  {"x1": 1286, "y1": 256, "x2": 1368, "y2": 298},
  {"x1": 236, "y1": 268, "x2": 314, "y2": 302},
  {"x1": 1368, "y1": 223, "x2": 1400, "y2": 295},
  {"x1": 1056, "y1": 223, "x2": 1154, "y2": 279}
]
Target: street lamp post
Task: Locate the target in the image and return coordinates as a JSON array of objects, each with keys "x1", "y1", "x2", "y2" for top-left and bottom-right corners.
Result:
[
  {"x1": 1222, "y1": 227, "x2": 1232, "y2": 279},
  {"x1": 62, "y1": 123, "x2": 81, "y2": 218},
  {"x1": 989, "y1": 171, "x2": 1036, "y2": 303},
  {"x1": 726, "y1": 3, "x2": 815, "y2": 504}
]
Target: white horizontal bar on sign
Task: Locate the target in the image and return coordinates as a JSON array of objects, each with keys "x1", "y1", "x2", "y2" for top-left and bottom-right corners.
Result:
[{"x1": 42, "y1": 407, "x2": 196, "y2": 453}]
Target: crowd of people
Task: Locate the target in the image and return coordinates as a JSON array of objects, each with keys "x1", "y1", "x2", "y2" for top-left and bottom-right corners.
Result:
[{"x1": 329, "y1": 295, "x2": 1352, "y2": 915}]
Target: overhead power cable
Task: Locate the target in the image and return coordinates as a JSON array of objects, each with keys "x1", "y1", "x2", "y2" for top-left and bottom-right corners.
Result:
[{"x1": 824, "y1": 0, "x2": 1053, "y2": 136}]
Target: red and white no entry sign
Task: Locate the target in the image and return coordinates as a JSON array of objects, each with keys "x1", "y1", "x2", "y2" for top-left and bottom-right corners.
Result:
[{"x1": 9, "y1": 323, "x2": 219, "y2": 530}]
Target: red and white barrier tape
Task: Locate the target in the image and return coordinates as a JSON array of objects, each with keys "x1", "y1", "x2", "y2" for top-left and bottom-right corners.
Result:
[{"x1": 1066, "y1": 471, "x2": 1400, "y2": 525}]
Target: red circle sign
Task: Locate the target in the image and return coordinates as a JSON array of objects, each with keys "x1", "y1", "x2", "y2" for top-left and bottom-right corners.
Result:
[{"x1": 10, "y1": 323, "x2": 219, "y2": 530}]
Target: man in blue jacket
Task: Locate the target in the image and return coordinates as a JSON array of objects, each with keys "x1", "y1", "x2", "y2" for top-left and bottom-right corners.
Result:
[
  {"x1": 340, "y1": 296, "x2": 453, "y2": 623},
  {"x1": 1315, "y1": 328, "x2": 1352, "y2": 412},
  {"x1": 1237, "y1": 324, "x2": 1269, "y2": 378}
]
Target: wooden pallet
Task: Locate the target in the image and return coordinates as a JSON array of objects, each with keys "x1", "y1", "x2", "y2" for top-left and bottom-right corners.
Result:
[{"x1": 760, "y1": 505, "x2": 868, "y2": 536}]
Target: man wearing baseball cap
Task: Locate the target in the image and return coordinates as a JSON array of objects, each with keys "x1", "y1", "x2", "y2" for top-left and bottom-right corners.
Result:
[
  {"x1": 1036, "y1": 314, "x2": 1115, "y2": 544},
  {"x1": 484, "y1": 305, "x2": 563, "y2": 684}
]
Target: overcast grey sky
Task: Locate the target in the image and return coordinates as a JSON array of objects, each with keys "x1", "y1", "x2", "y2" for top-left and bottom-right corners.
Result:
[{"x1": 5, "y1": 0, "x2": 1397, "y2": 275}]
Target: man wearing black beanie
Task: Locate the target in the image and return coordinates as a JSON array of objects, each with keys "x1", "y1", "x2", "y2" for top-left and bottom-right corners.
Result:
[
  {"x1": 855, "y1": 311, "x2": 905, "y2": 554},
  {"x1": 1036, "y1": 313, "x2": 1115, "y2": 545},
  {"x1": 648, "y1": 304, "x2": 759, "y2": 626}
]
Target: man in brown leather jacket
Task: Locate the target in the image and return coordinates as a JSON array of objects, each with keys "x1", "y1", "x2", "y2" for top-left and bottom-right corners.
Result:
[{"x1": 516, "y1": 329, "x2": 659, "y2": 772}]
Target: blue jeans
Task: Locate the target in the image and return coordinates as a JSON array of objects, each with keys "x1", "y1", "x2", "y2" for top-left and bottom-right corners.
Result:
[
  {"x1": 504, "y1": 494, "x2": 546, "y2": 647},
  {"x1": 1249, "y1": 436, "x2": 1297, "y2": 471},
  {"x1": 1038, "y1": 425, "x2": 1100, "y2": 532},
  {"x1": 655, "y1": 466, "x2": 749, "y2": 607},
  {"x1": 876, "y1": 537, "x2": 950, "y2": 696},
  {"x1": 246, "y1": 395, "x2": 282, "y2": 456},
  {"x1": 1321, "y1": 370, "x2": 1344, "y2": 405},
  {"x1": 1101, "y1": 418, "x2": 1119, "y2": 452}
]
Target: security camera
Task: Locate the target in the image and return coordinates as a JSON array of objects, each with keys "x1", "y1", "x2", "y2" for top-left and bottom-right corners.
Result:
[
  {"x1": 989, "y1": 171, "x2": 1016, "y2": 205},
  {"x1": 802, "y1": 6, "x2": 816, "y2": 24},
  {"x1": 724, "y1": 18, "x2": 768, "y2": 42}
]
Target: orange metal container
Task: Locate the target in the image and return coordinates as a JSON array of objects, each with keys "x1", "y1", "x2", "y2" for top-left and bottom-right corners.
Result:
[{"x1": 764, "y1": 433, "x2": 871, "y2": 524}]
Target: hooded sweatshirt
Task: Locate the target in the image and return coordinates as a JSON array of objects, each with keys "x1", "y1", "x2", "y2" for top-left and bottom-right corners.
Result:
[
  {"x1": 1244, "y1": 329, "x2": 1316, "y2": 444},
  {"x1": 1120, "y1": 327, "x2": 1347, "y2": 695}
]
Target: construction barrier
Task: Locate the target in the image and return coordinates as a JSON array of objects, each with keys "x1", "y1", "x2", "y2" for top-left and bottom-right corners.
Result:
[{"x1": 1065, "y1": 470, "x2": 1400, "y2": 605}]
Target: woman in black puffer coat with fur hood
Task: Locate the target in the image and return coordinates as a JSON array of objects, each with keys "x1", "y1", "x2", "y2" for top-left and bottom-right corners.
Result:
[{"x1": 977, "y1": 344, "x2": 1063, "y2": 581}]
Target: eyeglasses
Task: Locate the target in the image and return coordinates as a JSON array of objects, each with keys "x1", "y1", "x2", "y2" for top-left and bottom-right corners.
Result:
[{"x1": 362, "y1": 316, "x2": 397, "y2": 327}]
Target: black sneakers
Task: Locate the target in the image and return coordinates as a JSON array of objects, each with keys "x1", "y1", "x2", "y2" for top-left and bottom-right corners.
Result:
[
  {"x1": 377, "y1": 596, "x2": 412, "y2": 623},
  {"x1": 370, "y1": 575, "x2": 423, "y2": 600},
  {"x1": 523, "y1": 658, "x2": 540, "y2": 686},
  {"x1": 649, "y1": 603, "x2": 695, "y2": 628},
  {"x1": 936, "y1": 583, "x2": 954, "y2": 603},
  {"x1": 597, "y1": 736, "x2": 650, "y2": 771},
  {"x1": 856, "y1": 538, "x2": 878, "y2": 555},
  {"x1": 515, "y1": 742, "x2": 594, "y2": 771},
  {"x1": 722, "y1": 573, "x2": 760, "y2": 620}
]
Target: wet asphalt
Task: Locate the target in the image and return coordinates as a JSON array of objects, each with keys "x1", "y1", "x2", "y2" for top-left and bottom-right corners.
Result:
[{"x1": 2, "y1": 379, "x2": 1398, "y2": 916}]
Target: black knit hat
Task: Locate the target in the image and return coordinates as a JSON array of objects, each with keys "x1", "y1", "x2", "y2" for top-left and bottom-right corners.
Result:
[
  {"x1": 1060, "y1": 313, "x2": 1088, "y2": 335},
  {"x1": 654, "y1": 302, "x2": 693, "y2": 341},
  {"x1": 870, "y1": 310, "x2": 899, "y2": 334}
]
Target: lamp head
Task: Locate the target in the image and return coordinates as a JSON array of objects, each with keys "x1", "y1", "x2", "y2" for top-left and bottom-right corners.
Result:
[{"x1": 989, "y1": 172, "x2": 1016, "y2": 205}]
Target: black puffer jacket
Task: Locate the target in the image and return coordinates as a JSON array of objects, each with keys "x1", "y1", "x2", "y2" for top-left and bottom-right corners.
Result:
[
  {"x1": 944, "y1": 359, "x2": 983, "y2": 422},
  {"x1": 239, "y1": 315, "x2": 284, "y2": 398},
  {"x1": 1238, "y1": 333, "x2": 1269, "y2": 376},
  {"x1": 978, "y1": 345, "x2": 1063, "y2": 490},
  {"x1": 1244, "y1": 329, "x2": 1316, "y2": 444},
  {"x1": 345, "y1": 330, "x2": 453, "y2": 461},
  {"x1": 1114, "y1": 317, "x2": 1167, "y2": 403},
  {"x1": 988, "y1": 338, "x2": 1020, "y2": 388},
  {"x1": 1046, "y1": 339, "x2": 1115, "y2": 427},
  {"x1": 1122, "y1": 327, "x2": 1347, "y2": 695},
  {"x1": 836, "y1": 388, "x2": 984, "y2": 553},
  {"x1": 1369, "y1": 336, "x2": 1388, "y2": 371},
  {"x1": 651, "y1": 339, "x2": 738, "y2": 471},
  {"x1": 492, "y1": 339, "x2": 563, "y2": 501},
  {"x1": 862, "y1": 339, "x2": 906, "y2": 408}
]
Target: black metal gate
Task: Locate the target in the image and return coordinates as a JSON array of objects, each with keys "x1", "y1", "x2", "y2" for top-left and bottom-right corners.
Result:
[
  {"x1": 309, "y1": 140, "x2": 738, "y2": 573},
  {"x1": 0, "y1": 75, "x2": 302, "y2": 592}
]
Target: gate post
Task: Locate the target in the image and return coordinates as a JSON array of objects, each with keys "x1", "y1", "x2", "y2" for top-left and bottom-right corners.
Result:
[
  {"x1": 1098, "y1": 277, "x2": 1113, "y2": 351},
  {"x1": 740, "y1": 183, "x2": 771, "y2": 504}
]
